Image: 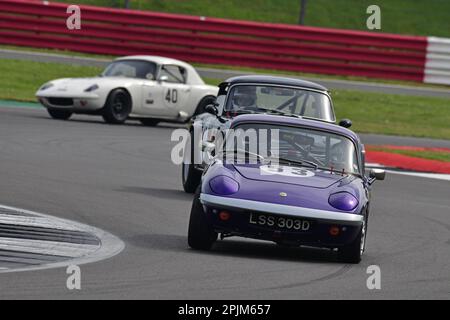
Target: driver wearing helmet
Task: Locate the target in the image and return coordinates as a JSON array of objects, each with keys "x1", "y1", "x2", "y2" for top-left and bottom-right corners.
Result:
[
  {"x1": 231, "y1": 86, "x2": 258, "y2": 112},
  {"x1": 329, "y1": 139, "x2": 354, "y2": 173}
]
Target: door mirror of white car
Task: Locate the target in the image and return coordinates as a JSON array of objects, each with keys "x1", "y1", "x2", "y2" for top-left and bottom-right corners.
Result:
[
  {"x1": 158, "y1": 75, "x2": 169, "y2": 82},
  {"x1": 145, "y1": 73, "x2": 154, "y2": 80},
  {"x1": 369, "y1": 168, "x2": 386, "y2": 181}
]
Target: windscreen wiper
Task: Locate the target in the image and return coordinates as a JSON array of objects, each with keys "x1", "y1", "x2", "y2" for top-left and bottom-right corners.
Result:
[
  {"x1": 220, "y1": 149, "x2": 265, "y2": 162},
  {"x1": 276, "y1": 157, "x2": 319, "y2": 169},
  {"x1": 231, "y1": 109, "x2": 256, "y2": 115},
  {"x1": 257, "y1": 107, "x2": 286, "y2": 115}
]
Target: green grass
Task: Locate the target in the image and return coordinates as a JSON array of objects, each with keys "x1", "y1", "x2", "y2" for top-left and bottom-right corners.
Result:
[
  {"x1": 55, "y1": 0, "x2": 450, "y2": 37},
  {"x1": 1, "y1": 58, "x2": 449, "y2": 140},
  {"x1": 331, "y1": 90, "x2": 450, "y2": 140},
  {"x1": 0, "y1": 45, "x2": 115, "y2": 60},
  {"x1": 0, "y1": 59, "x2": 102, "y2": 101},
  {"x1": 367, "y1": 147, "x2": 450, "y2": 162},
  {"x1": 202, "y1": 77, "x2": 222, "y2": 86}
]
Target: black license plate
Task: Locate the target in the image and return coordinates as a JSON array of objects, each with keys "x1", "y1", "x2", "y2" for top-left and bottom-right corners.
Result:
[{"x1": 249, "y1": 213, "x2": 311, "y2": 231}]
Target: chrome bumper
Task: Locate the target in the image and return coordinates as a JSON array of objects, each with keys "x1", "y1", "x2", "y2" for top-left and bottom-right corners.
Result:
[{"x1": 200, "y1": 193, "x2": 363, "y2": 225}]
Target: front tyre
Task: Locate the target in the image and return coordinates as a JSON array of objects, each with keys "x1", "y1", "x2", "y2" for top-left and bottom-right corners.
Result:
[
  {"x1": 102, "y1": 89, "x2": 131, "y2": 124},
  {"x1": 182, "y1": 130, "x2": 202, "y2": 193},
  {"x1": 338, "y1": 217, "x2": 367, "y2": 264},
  {"x1": 188, "y1": 189, "x2": 217, "y2": 250},
  {"x1": 47, "y1": 108, "x2": 72, "y2": 120}
]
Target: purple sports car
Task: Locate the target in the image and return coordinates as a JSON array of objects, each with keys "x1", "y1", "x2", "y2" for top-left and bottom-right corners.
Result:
[{"x1": 187, "y1": 114, "x2": 385, "y2": 263}]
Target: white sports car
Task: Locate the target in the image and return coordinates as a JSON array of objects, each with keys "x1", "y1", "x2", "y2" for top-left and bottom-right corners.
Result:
[{"x1": 36, "y1": 56, "x2": 219, "y2": 125}]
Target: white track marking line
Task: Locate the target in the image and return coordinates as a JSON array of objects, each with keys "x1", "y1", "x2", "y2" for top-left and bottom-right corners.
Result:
[
  {"x1": 366, "y1": 162, "x2": 385, "y2": 168},
  {"x1": 385, "y1": 170, "x2": 450, "y2": 181},
  {"x1": 0, "y1": 214, "x2": 83, "y2": 231},
  {"x1": 0, "y1": 204, "x2": 125, "y2": 273},
  {"x1": 0, "y1": 238, "x2": 99, "y2": 258},
  {"x1": 366, "y1": 163, "x2": 450, "y2": 181}
]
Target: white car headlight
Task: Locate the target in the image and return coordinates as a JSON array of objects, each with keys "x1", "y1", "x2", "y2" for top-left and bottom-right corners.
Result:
[
  {"x1": 84, "y1": 84, "x2": 99, "y2": 92},
  {"x1": 39, "y1": 83, "x2": 54, "y2": 91}
]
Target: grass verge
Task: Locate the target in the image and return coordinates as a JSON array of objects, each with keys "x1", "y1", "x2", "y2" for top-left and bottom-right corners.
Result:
[
  {"x1": 0, "y1": 59, "x2": 102, "y2": 101},
  {"x1": 332, "y1": 90, "x2": 450, "y2": 140},
  {"x1": 1, "y1": 58, "x2": 449, "y2": 140}
]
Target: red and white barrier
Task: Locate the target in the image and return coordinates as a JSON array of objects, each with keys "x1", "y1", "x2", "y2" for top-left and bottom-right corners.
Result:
[
  {"x1": 0, "y1": 0, "x2": 448, "y2": 85},
  {"x1": 424, "y1": 37, "x2": 450, "y2": 85}
]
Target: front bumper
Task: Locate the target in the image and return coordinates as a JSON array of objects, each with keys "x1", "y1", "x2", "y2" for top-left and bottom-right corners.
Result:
[
  {"x1": 200, "y1": 193, "x2": 363, "y2": 247},
  {"x1": 37, "y1": 96, "x2": 103, "y2": 111}
]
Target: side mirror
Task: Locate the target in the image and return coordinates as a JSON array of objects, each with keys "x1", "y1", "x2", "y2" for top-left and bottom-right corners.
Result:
[
  {"x1": 158, "y1": 75, "x2": 169, "y2": 82},
  {"x1": 339, "y1": 119, "x2": 352, "y2": 128},
  {"x1": 369, "y1": 169, "x2": 386, "y2": 181},
  {"x1": 205, "y1": 104, "x2": 218, "y2": 116}
]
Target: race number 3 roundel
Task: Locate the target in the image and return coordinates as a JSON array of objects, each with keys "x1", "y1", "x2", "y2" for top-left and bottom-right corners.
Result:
[{"x1": 259, "y1": 165, "x2": 315, "y2": 177}]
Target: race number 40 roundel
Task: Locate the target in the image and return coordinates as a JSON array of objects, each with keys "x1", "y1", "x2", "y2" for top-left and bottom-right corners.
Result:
[
  {"x1": 164, "y1": 88, "x2": 178, "y2": 107},
  {"x1": 259, "y1": 165, "x2": 315, "y2": 177}
]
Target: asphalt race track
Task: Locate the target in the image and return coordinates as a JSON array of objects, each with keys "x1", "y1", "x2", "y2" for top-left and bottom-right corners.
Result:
[{"x1": 0, "y1": 106, "x2": 449, "y2": 299}]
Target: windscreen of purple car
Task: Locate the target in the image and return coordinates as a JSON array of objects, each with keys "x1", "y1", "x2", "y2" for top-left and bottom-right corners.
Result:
[{"x1": 221, "y1": 123, "x2": 360, "y2": 175}]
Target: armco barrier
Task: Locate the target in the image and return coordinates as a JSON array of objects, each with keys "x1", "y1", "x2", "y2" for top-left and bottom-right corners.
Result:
[{"x1": 0, "y1": 0, "x2": 447, "y2": 84}]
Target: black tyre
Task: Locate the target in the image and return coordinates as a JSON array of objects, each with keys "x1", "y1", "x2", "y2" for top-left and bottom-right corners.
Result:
[
  {"x1": 188, "y1": 189, "x2": 217, "y2": 250},
  {"x1": 102, "y1": 89, "x2": 131, "y2": 124},
  {"x1": 47, "y1": 108, "x2": 72, "y2": 120},
  {"x1": 140, "y1": 119, "x2": 160, "y2": 126},
  {"x1": 338, "y1": 216, "x2": 367, "y2": 264},
  {"x1": 193, "y1": 96, "x2": 216, "y2": 116},
  {"x1": 182, "y1": 130, "x2": 202, "y2": 193}
]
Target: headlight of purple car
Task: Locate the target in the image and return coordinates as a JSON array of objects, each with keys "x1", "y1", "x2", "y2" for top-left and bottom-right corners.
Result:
[
  {"x1": 328, "y1": 192, "x2": 359, "y2": 211},
  {"x1": 209, "y1": 175, "x2": 239, "y2": 195}
]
